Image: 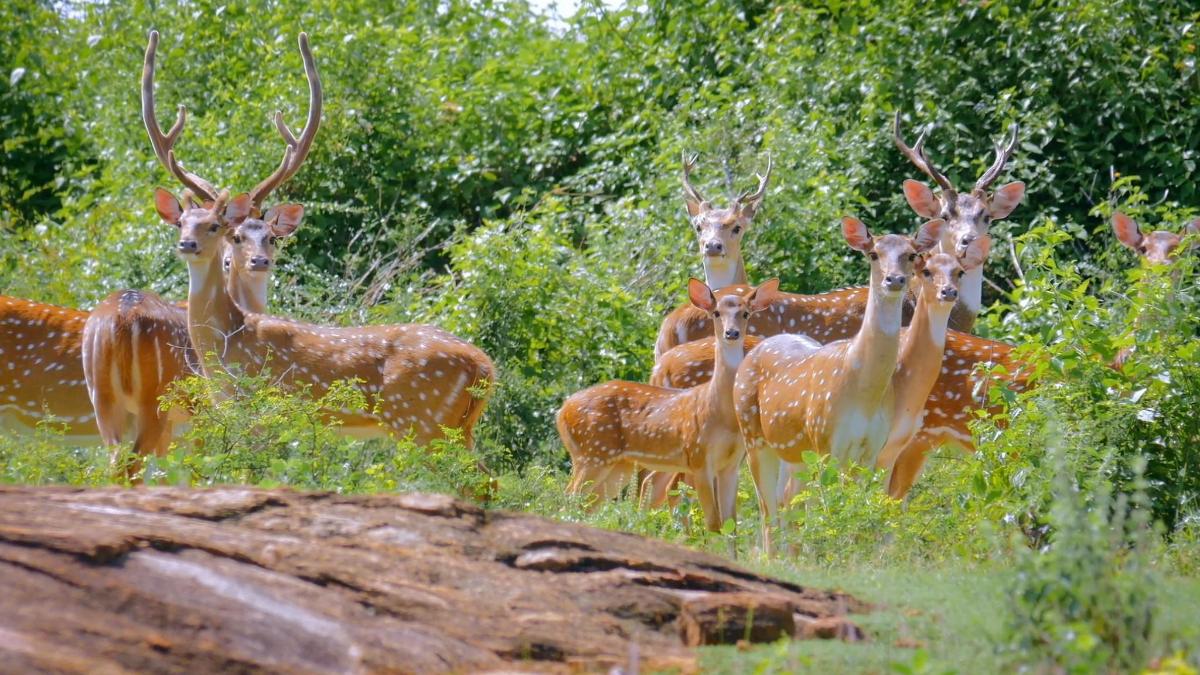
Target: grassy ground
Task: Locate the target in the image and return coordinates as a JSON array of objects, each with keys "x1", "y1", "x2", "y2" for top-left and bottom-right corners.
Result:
[{"x1": 702, "y1": 564, "x2": 1200, "y2": 674}]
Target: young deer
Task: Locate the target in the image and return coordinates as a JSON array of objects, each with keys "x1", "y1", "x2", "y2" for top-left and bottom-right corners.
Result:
[
  {"x1": 0, "y1": 298, "x2": 96, "y2": 442},
  {"x1": 893, "y1": 112, "x2": 1024, "y2": 332},
  {"x1": 734, "y1": 217, "x2": 941, "y2": 553},
  {"x1": 81, "y1": 30, "x2": 319, "y2": 472},
  {"x1": 558, "y1": 280, "x2": 779, "y2": 530}
]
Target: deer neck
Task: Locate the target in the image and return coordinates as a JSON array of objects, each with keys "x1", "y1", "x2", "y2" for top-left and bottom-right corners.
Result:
[
  {"x1": 846, "y1": 270, "x2": 904, "y2": 396},
  {"x1": 894, "y1": 289, "x2": 952, "y2": 412},
  {"x1": 184, "y1": 252, "x2": 246, "y2": 376},
  {"x1": 958, "y1": 265, "x2": 983, "y2": 317},
  {"x1": 705, "y1": 336, "x2": 743, "y2": 424},
  {"x1": 225, "y1": 264, "x2": 270, "y2": 314},
  {"x1": 703, "y1": 256, "x2": 747, "y2": 290}
]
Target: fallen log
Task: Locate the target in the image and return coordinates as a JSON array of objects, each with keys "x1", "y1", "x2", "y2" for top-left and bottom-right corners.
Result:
[{"x1": 0, "y1": 486, "x2": 866, "y2": 673}]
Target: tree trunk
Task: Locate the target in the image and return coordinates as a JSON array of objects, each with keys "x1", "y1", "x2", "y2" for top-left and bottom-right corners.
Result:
[{"x1": 0, "y1": 486, "x2": 866, "y2": 673}]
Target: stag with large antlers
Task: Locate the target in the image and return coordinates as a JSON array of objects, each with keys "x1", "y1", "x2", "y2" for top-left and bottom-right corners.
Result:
[
  {"x1": 141, "y1": 34, "x2": 492, "y2": 448},
  {"x1": 893, "y1": 112, "x2": 1024, "y2": 332},
  {"x1": 81, "y1": 30, "x2": 320, "y2": 475}
]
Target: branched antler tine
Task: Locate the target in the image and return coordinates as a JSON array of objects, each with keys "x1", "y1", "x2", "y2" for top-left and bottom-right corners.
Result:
[
  {"x1": 682, "y1": 151, "x2": 707, "y2": 205},
  {"x1": 142, "y1": 30, "x2": 219, "y2": 201},
  {"x1": 250, "y1": 32, "x2": 322, "y2": 206},
  {"x1": 893, "y1": 111, "x2": 956, "y2": 196},
  {"x1": 249, "y1": 146, "x2": 296, "y2": 208},
  {"x1": 974, "y1": 122, "x2": 1020, "y2": 193},
  {"x1": 737, "y1": 153, "x2": 772, "y2": 203}
]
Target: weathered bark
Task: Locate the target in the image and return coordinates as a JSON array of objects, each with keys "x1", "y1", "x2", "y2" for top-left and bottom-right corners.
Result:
[{"x1": 0, "y1": 486, "x2": 866, "y2": 673}]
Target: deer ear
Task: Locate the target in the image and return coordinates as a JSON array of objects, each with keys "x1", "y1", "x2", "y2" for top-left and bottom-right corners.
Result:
[
  {"x1": 989, "y1": 182, "x2": 1025, "y2": 219},
  {"x1": 224, "y1": 193, "x2": 254, "y2": 227},
  {"x1": 685, "y1": 198, "x2": 710, "y2": 219},
  {"x1": 959, "y1": 235, "x2": 991, "y2": 270},
  {"x1": 154, "y1": 188, "x2": 183, "y2": 224},
  {"x1": 1187, "y1": 218, "x2": 1200, "y2": 237},
  {"x1": 842, "y1": 216, "x2": 873, "y2": 252},
  {"x1": 1112, "y1": 212, "x2": 1143, "y2": 250},
  {"x1": 687, "y1": 278, "x2": 716, "y2": 312},
  {"x1": 266, "y1": 204, "x2": 305, "y2": 237},
  {"x1": 903, "y1": 179, "x2": 941, "y2": 218},
  {"x1": 749, "y1": 278, "x2": 780, "y2": 313},
  {"x1": 914, "y1": 218, "x2": 944, "y2": 253}
]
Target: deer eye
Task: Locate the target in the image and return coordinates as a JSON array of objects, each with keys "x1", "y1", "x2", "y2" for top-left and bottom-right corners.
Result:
[
  {"x1": 957, "y1": 270, "x2": 966, "y2": 278},
  {"x1": 695, "y1": 225, "x2": 702, "y2": 233},
  {"x1": 1138, "y1": 246, "x2": 1148, "y2": 254},
  {"x1": 713, "y1": 311, "x2": 720, "y2": 318},
  {"x1": 732, "y1": 225, "x2": 742, "y2": 235},
  {"x1": 208, "y1": 223, "x2": 220, "y2": 233},
  {"x1": 921, "y1": 268, "x2": 932, "y2": 277},
  {"x1": 908, "y1": 253, "x2": 917, "y2": 262},
  {"x1": 742, "y1": 311, "x2": 749, "y2": 318},
  {"x1": 232, "y1": 234, "x2": 243, "y2": 244},
  {"x1": 868, "y1": 251, "x2": 879, "y2": 261},
  {"x1": 268, "y1": 236, "x2": 279, "y2": 246}
]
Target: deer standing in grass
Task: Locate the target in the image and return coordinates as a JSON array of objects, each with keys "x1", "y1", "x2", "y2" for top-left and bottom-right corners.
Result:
[
  {"x1": 558, "y1": 280, "x2": 779, "y2": 530},
  {"x1": 734, "y1": 216, "x2": 941, "y2": 553},
  {"x1": 81, "y1": 30, "x2": 319, "y2": 473}
]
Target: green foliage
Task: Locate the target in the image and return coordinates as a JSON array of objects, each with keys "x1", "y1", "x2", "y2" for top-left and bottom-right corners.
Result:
[{"x1": 1004, "y1": 447, "x2": 1159, "y2": 673}]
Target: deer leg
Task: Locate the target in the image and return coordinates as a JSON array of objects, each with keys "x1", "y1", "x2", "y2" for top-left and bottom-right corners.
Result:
[
  {"x1": 715, "y1": 461, "x2": 740, "y2": 527},
  {"x1": 640, "y1": 471, "x2": 681, "y2": 509},
  {"x1": 693, "y1": 464, "x2": 722, "y2": 532},
  {"x1": 887, "y1": 436, "x2": 936, "y2": 499},
  {"x1": 747, "y1": 446, "x2": 782, "y2": 557}
]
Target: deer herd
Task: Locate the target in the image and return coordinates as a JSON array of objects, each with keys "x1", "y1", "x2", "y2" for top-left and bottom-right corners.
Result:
[{"x1": 0, "y1": 32, "x2": 1194, "y2": 554}]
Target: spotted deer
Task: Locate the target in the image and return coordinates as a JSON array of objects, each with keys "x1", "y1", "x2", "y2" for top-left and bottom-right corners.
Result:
[
  {"x1": 654, "y1": 154, "x2": 887, "y2": 360},
  {"x1": 558, "y1": 280, "x2": 779, "y2": 530},
  {"x1": 1112, "y1": 212, "x2": 1200, "y2": 266},
  {"x1": 893, "y1": 112, "x2": 1024, "y2": 332},
  {"x1": 0, "y1": 298, "x2": 96, "y2": 442},
  {"x1": 159, "y1": 183, "x2": 494, "y2": 445},
  {"x1": 81, "y1": 30, "x2": 319, "y2": 474},
  {"x1": 734, "y1": 217, "x2": 941, "y2": 553}
]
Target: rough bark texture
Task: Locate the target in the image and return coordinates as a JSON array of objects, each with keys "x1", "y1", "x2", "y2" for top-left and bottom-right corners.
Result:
[{"x1": 0, "y1": 486, "x2": 866, "y2": 673}]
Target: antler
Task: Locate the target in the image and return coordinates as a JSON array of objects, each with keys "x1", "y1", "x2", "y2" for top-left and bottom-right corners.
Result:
[
  {"x1": 736, "y1": 153, "x2": 772, "y2": 206},
  {"x1": 682, "y1": 152, "x2": 709, "y2": 207},
  {"x1": 249, "y1": 32, "x2": 323, "y2": 208},
  {"x1": 142, "y1": 30, "x2": 220, "y2": 202},
  {"x1": 893, "y1": 111, "x2": 956, "y2": 200},
  {"x1": 973, "y1": 123, "x2": 1019, "y2": 193}
]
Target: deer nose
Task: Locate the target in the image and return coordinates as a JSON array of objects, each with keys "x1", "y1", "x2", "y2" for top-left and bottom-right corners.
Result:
[
  {"x1": 177, "y1": 240, "x2": 199, "y2": 254},
  {"x1": 249, "y1": 256, "x2": 271, "y2": 270},
  {"x1": 884, "y1": 273, "x2": 907, "y2": 289},
  {"x1": 724, "y1": 328, "x2": 741, "y2": 340},
  {"x1": 939, "y1": 286, "x2": 958, "y2": 301},
  {"x1": 704, "y1": 240, "x2": 724, "y2": 255}
]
